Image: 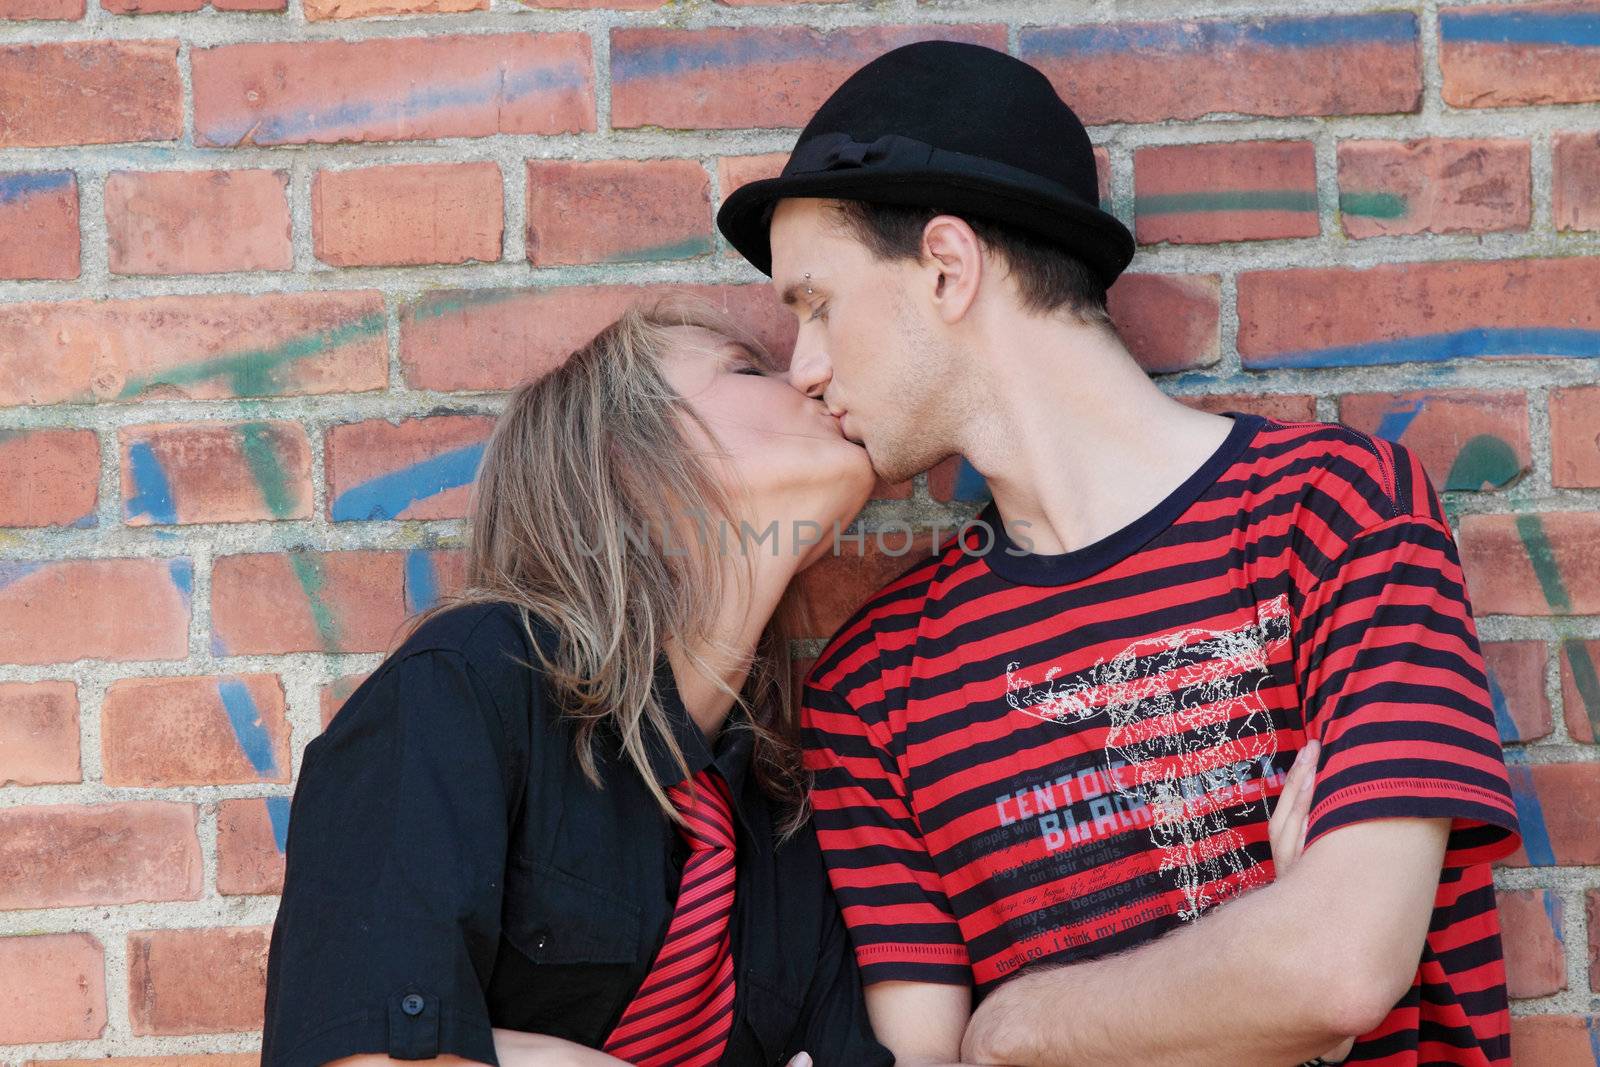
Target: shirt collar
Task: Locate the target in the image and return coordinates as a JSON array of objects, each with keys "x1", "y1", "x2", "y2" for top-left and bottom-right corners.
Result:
[{"x1": 643, "y1": 650, "x2": 757, "y2": 838}]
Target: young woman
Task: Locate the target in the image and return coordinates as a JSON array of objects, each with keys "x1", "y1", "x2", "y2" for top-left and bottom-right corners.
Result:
[{"x1": 257, "y1": 290, "x2": 889, "y2": 1067}]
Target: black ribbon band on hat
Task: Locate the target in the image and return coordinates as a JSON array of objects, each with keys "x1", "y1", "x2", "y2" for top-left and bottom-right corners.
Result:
[
  {"x1": 782, "y1": 130, "x2": 1103, "y2": 220},
  {"x1": 787, "y1": 131, "x2": 939, "y2": 174}
]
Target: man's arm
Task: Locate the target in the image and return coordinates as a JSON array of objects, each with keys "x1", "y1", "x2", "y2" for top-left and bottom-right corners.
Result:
[
  {"x1": 961, "y1": 815, "x2": 1450, "y2": 1067},
  {"x1": 864, "y1": 980, "x2": 978, "y2": 1067}
]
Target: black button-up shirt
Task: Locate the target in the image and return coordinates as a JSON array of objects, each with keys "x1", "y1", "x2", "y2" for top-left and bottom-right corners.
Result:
[{"x1": 259, "y1": 600, "x2": 892, "y2": 1067}]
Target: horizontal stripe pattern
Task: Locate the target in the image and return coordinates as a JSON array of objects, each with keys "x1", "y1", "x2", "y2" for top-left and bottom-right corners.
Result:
[{"x1": 801, "y1": 415, "x2": 1522, "y2": 1065}]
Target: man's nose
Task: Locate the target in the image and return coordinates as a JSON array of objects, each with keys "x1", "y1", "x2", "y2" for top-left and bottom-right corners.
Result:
[{"x1": 785, "y1": 334, "x2": 832, "y2": 400}]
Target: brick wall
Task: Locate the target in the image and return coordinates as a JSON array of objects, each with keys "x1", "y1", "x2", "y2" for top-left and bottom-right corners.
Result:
[{"x1": 0, "y1": 0, "x2": 1597, "y2": 1063}]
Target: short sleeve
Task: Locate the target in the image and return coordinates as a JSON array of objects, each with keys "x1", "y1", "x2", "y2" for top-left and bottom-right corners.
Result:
[
  {"x1": 259, "y1": 649, "x2": 512, "y2": 1067},
  {"x1": 800, "y1": 679, "x2": 971, "y2": 986},
  {"x1": 1296, "y1": 507, "x2": 1523, "y2": 869}
]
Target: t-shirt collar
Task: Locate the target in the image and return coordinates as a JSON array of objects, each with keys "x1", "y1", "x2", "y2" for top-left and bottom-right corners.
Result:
[{"x1": 977, "y1": 410, "x2": 1265, "y2": 587}]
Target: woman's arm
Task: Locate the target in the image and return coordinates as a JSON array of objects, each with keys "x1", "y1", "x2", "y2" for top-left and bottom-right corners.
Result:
[{"x1": 320, "y1": 1028, "x2": 632, "y2": 1067}]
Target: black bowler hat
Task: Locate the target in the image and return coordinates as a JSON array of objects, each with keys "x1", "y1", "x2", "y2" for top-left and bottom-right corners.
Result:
[{"x1": 716, "y1": 39, "x2": 1135, "y2": 290}]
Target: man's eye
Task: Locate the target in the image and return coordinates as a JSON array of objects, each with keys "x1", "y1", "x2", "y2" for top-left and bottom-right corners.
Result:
[
  {"x1": 808, "y1": 302, "x2": 829, "y2": 323},
  {"x1": 735, "y1": 365, "x2": 766, "y2": 376}
]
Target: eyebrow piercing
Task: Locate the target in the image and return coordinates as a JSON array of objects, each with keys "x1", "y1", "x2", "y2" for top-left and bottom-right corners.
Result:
[{"x1": 804, "y1": 273, "x2": 814, "y2": 296}]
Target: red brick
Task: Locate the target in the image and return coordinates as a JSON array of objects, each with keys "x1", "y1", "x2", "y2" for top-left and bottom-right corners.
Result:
[
  {"x1": 1237, "y1": 258, "x2": 1600, "y2": 369},
  {"x1": 870, "y1": 475, "x2": 913, "y2": 502},
  {"x1": 399, "y1": 283, "x2": 796, "y2": 393},
  {"x1": 1440, "y1": 2, "x2": 1600, "y2": 108},
  {"x1": 1019, "y1": 13, "x2": 1421, "y2": 126},
  {"x1": 1174, "y1": 394, "x2": 1318, "y2": 422},
  {"x1": 0, "y1": 291, "x2": 387, "y2": 406},
  {"x1": 0, "y1": 558, "x2": 190, "y2": 664},
  {"x1": 211, "y1": 550, "x2": 408, "y2": 655},
  {"x1": 1457, "y1": 511, "x2": 1600, "y2": 616},
  {"x1": 217, "y1": 798, "x2": 287, "y2": 896},
  {"x1": 1337, "y1": 390, "x2": 1529, "y2": 492},
  {"x1": 105, "y1": 170, "x2": 290, "y2": 276},
  {"x1": 193, "y1": 34, "x2": 593, "y2": 147},
  {"x1": 0, "y1": 428, "x2": 98, "y2": 527},
  {"x1": 1500, "y1": 763, "x2": 1600, "y2": 867},
  {"x1": 0, "y1": 41, "x2": 180, "y2": 147},
  {"x1": 927, "y1": 457, "x2": 972, "y2": 505},
  {"x1": 1106, "y1": 273, "x2": 1221, "y2": 372},
  {"x1": 611, "y1": 25, "x2": 1005, "y2": 130},
  {"x1": 319, "y1": 671, "x2": 372, "y2": 730},
  {"x1": 0, "y1": 0, "x2": 83, "y2": 16},
  {"x1": 1551, "y1": 385, "x2": 1600, "y2": 488},
  {"x1": 109, "y1": 0, "x2": 283, "y2": 9},
  {"x1": 0, "y1": 934, "x2": 104, "y2": 1044},
  {"x1": 717, "y1": 153, "x2": 786, "y2": 206},
  {"x1": 0, "y1": 802, "x2": 200, "y2": 909},
  {"x1": 326, "y1": 415, "x2": 493, "y2": 522},
  {"x1": 1134, "y1": 141, "x2": 1318, "y2": 245},
  {"x1": 127, "y1": 927, "x2": 269, "y2": 1035},
  {"x1": 0, "y1": 171, "x2": 78, "y2": 279},
  {"x1": 1589, "y1": 892, "x2": 1600, "y2": 991},
  {"x1": 796, "y1": 531, "x2": 937, "y2": 639},
  {"x1": 0, "y1": 681, "x2": 80, "y2": 786},
  {"x1": 1498, "y1": 888, "x2": 1566, "y2": 997},
  {"x1": 120, "y1": 421, "x2": 313, "y2": 525},
  {"x1": 102, "y1": 674, "x2": 290, "y2": 787},
  {"x1": 313, "y1": 162, "x2": 502, "y2": 267},
  {"x1": 304, "y1": 0, "x2": 479, "y2": 19},
  {"x1": 414, "y1": 548, "x2": 468, "y2": 611},
  {"x1": 1560, "y1": 638, "x2": 1600, "y2": 743},
  {"x1": 103, "y1": 0, "x2": 283, "y2": 12},
  {"x1": 1554, "y1": 131, "x2": 1600, "y2": 232},
  {"x1": 527, "y1": 159, "x2": 710, "y2": 266},
  {"x1": 1509, "y1": 1015, "x2": 1600, "y2": 1065},
  {"x1": 1482, "y1": 640, "x2": 1552, "y2": 743},
  {"x1": 1337, "y1": 138, "x2": 1530, "y2": 237}
]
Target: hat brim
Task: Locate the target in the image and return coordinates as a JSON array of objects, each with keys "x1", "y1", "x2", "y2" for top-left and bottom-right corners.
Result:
[{"x1": 716, "y1": 167, "x2": 1135, "y2": 289}]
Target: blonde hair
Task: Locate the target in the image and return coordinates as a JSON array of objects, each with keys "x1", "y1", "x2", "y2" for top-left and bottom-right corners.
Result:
[{"x1": 397, "y1": 290, "x2": 811, "y2": 841}]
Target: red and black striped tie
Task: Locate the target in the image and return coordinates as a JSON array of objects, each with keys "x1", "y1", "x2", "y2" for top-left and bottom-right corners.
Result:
[{"x1": 602, "y1": 767, "x2": 738, "y2": 1067}]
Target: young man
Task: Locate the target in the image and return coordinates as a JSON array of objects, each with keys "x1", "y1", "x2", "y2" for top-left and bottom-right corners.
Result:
[{"x1": 717, "y1": 40, "x2": 1524, "y2": 1067}]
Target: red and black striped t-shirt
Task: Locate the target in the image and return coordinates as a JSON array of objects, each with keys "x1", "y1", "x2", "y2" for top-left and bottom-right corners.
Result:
[{"x1": 800, "y1": 412, "x2": 1524, "y2": 1066}]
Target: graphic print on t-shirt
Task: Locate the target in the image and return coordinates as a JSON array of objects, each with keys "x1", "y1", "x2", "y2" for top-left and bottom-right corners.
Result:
[{"x1": 1003, "y1": 592, "x2": 1292, "y2": 922}]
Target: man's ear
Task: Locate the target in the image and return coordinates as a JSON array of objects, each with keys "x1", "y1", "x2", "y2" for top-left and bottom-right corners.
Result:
[{"x1": 921, "y1": 215, "x2": 982, "y2": 325}]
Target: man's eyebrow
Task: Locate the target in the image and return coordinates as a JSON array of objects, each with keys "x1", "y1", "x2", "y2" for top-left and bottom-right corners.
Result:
[{"x1": 778, "y1": 280, "x2": 817, "y2": 307}]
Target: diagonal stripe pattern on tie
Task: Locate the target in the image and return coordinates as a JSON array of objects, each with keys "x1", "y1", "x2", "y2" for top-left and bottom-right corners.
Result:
[{"x1": 602, "y1": 767, "x2": 738, "y2": 1067}]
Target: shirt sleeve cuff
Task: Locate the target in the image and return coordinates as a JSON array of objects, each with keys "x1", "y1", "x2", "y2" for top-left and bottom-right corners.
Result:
[{"x1": 268, "y1": 989, "x2": 499, "y2": 1067}]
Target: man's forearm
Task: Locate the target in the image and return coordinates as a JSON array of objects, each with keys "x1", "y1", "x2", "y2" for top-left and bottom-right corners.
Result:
[
  {"x1": 490, "y1": 1028, "x2": 631, "y2": 1066},
  {"x1": 964, "y1": 876, "x2": 1367, "y2": 1067}
]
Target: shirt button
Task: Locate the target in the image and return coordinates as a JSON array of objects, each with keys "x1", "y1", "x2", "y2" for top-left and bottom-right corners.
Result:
[
  {"x1": 401, "y1": 993, "x2": 425, "y2": 1016},
  {"x1": 533, "y1": 931, "x2": 550, "y2": 952}
]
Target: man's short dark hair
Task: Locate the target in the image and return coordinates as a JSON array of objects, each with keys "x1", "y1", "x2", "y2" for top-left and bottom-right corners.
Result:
[{"x1": 823, "y1": 199, "x2": 1116, "y2": 330}]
